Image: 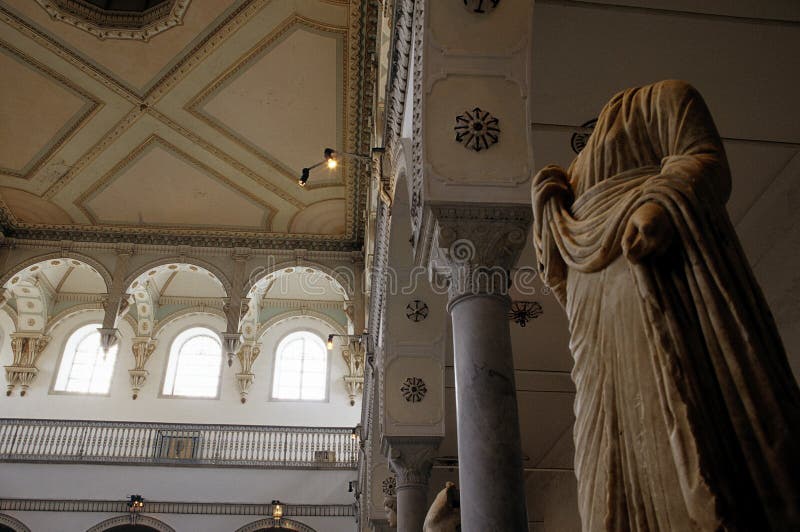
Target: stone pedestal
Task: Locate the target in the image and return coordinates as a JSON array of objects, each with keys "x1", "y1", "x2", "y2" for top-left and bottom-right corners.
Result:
[{"x1": 386, "y1": 439, "x2": 439, "y2": 532}]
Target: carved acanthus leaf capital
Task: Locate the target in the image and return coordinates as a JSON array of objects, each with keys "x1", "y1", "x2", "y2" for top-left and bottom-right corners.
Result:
[
  {"x1": 385, "y1": 438, "x2": 440, "y2": 489},
  {"x1": 423, "y1": 203, "x2": 532, "y2": 300}
]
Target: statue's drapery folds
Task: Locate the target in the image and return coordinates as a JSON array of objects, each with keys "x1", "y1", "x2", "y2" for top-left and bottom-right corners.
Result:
[{"x1": 533, "y1": 80, "x2": 800, "y2": 531}]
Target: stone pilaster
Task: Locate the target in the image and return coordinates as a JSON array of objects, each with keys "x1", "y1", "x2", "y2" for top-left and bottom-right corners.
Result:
[
  {"x1": 235, "y1": 342, "x2": 261, "y2": 403},
  {"x1": 99, "y1": 247, "x2": 134, "y2": 352},
  {"x1": 385, "y1": 438, "x2": 440, "y2": 532},
  {"x1": 426, "y1": 203, "x2": 532, "y2": 532},
  {"x1": 128, "y1": 337, "x2": 156, "y2": 399},
  {"x1": 5, "y1": 333, "x2": 50, "y2": 396},
  {"x1": 222, "y1": 250, "x2": 249, "y2": 366}
]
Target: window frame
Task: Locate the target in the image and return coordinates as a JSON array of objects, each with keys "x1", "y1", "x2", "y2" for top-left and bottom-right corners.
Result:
[
  {"x1": 51, "y1": 321, "x2": 118, "y2": 396},
  {"x1": 269, "y1": 329, "x2": 331, "y2": 403},
  {"x1": 160, "y1": 325, "x2": 224, "y2": 400}
]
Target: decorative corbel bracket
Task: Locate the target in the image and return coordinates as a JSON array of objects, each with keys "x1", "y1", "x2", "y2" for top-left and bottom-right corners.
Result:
[
  {"x1": 342, "y1": 339, "x2": 365, "y2": 406},
  {"x1": 129, "y1": 337, "x2": 157, "y2": 399},
  {"x1": 5, "y1": 333, "x2": 50, "y2": 396},
  {"x1": 235, "y1": 342, "x2": 261, "y2": 403}
]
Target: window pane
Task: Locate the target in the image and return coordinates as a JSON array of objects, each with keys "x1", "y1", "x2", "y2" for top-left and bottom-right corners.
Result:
[
  {"x1": 272, "y1": 331, "x2": 327, "y2": 400},
  {"x1": 56, "y1": 324, "x2": 117, "y2": 394},
  {"x1": 164, "y1": 329, "x2": 222, "y2": 398}
]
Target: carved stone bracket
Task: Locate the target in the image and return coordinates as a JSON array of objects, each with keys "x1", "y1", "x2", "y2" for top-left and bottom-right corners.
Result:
[
  {"x1": 385, "y1": 438, "x2": 441, "y2": 490},
  {"x1": 221, "y1": 331, "x2": 243, "y2": 368},
  {"x1": 129, "y1": 337, "x2": 157, "y2": 400},
  {"x1": 422, "y1": 203, "x2": 532, "y2": 302},
  {"x1": 5, "y1": 333, "x2": 50, "y2": 396},
  {"x1": 342, "y1": 339, "x2": 365, "y2": 406},
  {"x1": 236, "y1": 342, "x2": 261, "y2": 403}
]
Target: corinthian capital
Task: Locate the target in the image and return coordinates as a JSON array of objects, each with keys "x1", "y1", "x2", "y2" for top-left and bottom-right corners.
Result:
[
  {"x1": 423, "y1": 203, "x2": 532, "y2": 300},
  {"x1": 385, "y1": 437, "x2": 440, "y2": 489}
]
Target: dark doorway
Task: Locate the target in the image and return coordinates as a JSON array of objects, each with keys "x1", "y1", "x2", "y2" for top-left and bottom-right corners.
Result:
[{"x1": 105, "y1": 526, "x2": 160, "y2": 532}]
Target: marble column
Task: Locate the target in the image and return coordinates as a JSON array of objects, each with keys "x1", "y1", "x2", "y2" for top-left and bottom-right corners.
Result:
[
  {"x1": 386, "y1": 439, "x2": 439, "y2": 532},
  {"x1": 431, "y1": 204, "x2": 532, "y2": 531}
]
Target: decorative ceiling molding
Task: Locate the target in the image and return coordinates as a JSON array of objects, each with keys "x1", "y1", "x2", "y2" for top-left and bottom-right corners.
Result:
[
  {"x1": 0, "y1": 0, "x2": 379, "y2": 251},
  {"x1": 35, "y1": 0, "x2": 190, "y2": 42},
  {"x1": 186, "y1": 15, "x2": 349, "y2": 191},
  {"x1": 0, "y1": 40, "x2": 102, "y2": 179},
  {"x1": 74, "y1": 134, "x2": 277, "y2": 230}
]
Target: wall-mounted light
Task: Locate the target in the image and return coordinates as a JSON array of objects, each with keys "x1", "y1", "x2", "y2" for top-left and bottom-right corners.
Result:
[
  {"x1": 298, "y1": 147, "x2": 384, "y2": 187},
  {"x1": 127, "y1": 494, "x2": 145, "y2": 512},
  {"x1": 272, "y1": 500, "x2": 284, "y2": 520},
  {"x1": 325, "y1": 332, "x2": 367, "y2": 351}
]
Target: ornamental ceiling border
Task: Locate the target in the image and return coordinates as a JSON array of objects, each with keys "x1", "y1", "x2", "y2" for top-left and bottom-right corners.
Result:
[
  {"x1": 74, "y1": 134, "x2": 277, "y2": 230},
  {"x1": 34, "y1": 0, "x2": 190, "y2": 42},
  {"x1": 185, "y1": 15, "x2": 350, "y2": 192},
  {"x1": 0, "y1": 39, "x2": 102, "y2": 180}
]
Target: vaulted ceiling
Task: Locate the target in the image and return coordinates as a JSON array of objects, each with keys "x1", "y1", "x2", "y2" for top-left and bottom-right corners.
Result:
[{"x1": 0, "y1": 0, "x2": 377, "y2": 250}]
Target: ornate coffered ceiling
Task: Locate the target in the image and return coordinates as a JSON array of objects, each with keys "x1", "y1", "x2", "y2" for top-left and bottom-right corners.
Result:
[{"x1": 0, "y1": 0, "x2": 377, "y2": 250}]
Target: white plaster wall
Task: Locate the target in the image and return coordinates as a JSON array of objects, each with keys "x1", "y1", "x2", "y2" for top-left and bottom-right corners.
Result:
[
  {"x1": 0, "y1": 308, "x2": 360, "y2": 427},
  {"x1": 0, "y1": 463, "x2": 357, "y2": 532},
  {"x1": 2, "y1": 511, "x2": 355, "y2": 532}
]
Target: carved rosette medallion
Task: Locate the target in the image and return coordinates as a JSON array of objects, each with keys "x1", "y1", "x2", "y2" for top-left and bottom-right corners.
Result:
[
  {"x1": 508, "y1": 301, "x2": 543, "y2": 327},
  {"x1": 462, "y1": 0, "x2": 500, "y2": 14},
  {"x1": 454, "y1": 108, "x2": 500, "y2": 152},
  {"x1": 400, "y1": 377, "x2": 427, "y2": 403},
  {"x1": 405, "y1": 300, "x2": 429, "y2": 322},
  {"x1": 571, "y1": 119, "x2": 598, "y2": 154},
  {"x1": 382, "y1": 476, "x2": 397, "y2": 497}
]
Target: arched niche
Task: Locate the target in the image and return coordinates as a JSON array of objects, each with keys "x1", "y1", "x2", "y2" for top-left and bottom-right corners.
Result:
[
  {"x1": 123, "y1": 257, "x2": 231, "y2": 298},
  {"x1": 244, "y1": 260, "x2": 352, "y2": 301},
  {"x1": 125, "y1": 261, "x2": 228, "y2": 337},
  {"x1": 86, "y1": 515, "x2": 175, "y2": 532},
  {"x1": 234, "y1": 517, "x2": 317, "y2": 532},
  {"x1": 1, "y1": 256, "x2": 108, "y2": 334},
  {"x1": 0, "y1": 252, "x2": 112, "y2": 291},
  {"x1": 0, "y1": 513, "x2": 31, "y2": 532}
]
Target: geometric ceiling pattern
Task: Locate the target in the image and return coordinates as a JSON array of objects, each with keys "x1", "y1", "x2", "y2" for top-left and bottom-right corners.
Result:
[{"x1": 0, "y1": 0, "x2": 377, "y2": 250}]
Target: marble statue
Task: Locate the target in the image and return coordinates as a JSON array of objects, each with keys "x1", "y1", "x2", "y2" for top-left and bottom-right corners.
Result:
[
  {"x1": 384, "y1": 495, "x2": 397, "y2": 528},
  {"x1": 423, "y1": 481, "x2": 461, "y2": 532},
  {"x1": 532, "y1": 79, "x2": 800, "y2": 531}
]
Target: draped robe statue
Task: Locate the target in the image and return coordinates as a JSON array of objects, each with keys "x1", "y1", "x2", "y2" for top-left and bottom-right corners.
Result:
[{"x1": 532, "y1": 80, "x2": 800, "y2": 531}]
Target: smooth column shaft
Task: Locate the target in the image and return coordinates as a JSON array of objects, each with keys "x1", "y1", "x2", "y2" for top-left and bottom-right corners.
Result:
[
  {"x1": 450, "y1": 293, "x2": 528, "y2": 531},
  {"x1": 397, "y1": 484, "x2": 428, "y2": 532}
]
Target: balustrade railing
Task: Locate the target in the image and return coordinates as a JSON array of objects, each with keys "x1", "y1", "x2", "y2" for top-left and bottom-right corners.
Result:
[{"x1": 0, "y1": 418, "x2": 359, "y2": 469}]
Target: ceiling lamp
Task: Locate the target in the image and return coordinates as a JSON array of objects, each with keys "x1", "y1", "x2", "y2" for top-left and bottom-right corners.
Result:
[{"x1": 298, "y1": 147, "x2": 383, "y2": 187}]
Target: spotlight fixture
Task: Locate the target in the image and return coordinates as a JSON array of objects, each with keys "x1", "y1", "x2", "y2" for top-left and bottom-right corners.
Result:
[
  {"x1": 127, "y1": 494, "x2": 145, "y2": 512},
  {"x1": 298, "y1": 147, "x2": 384, "y2": 187},
  {"x1": 272, "y1": 500, "x2": 284, "y2": 520},
  {"x1": 325, "y1": 332, "x2": 367, "y2": 351}
]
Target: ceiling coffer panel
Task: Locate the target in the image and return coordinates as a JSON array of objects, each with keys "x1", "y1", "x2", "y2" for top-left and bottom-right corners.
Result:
[{"x1": 0, "y1": 0, "x2": 378, "y2": 251}]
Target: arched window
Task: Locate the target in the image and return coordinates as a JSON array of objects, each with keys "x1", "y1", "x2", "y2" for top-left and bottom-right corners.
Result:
[
  {"x1": 162, "y1": 327, "x2": 222, "y2": 398},
  {"x1": 272, "y1": 331, "x2": 327, "y2": 400},
  {"x1": 54, "y1": 323, "x2": 118, "y2": 394}
]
